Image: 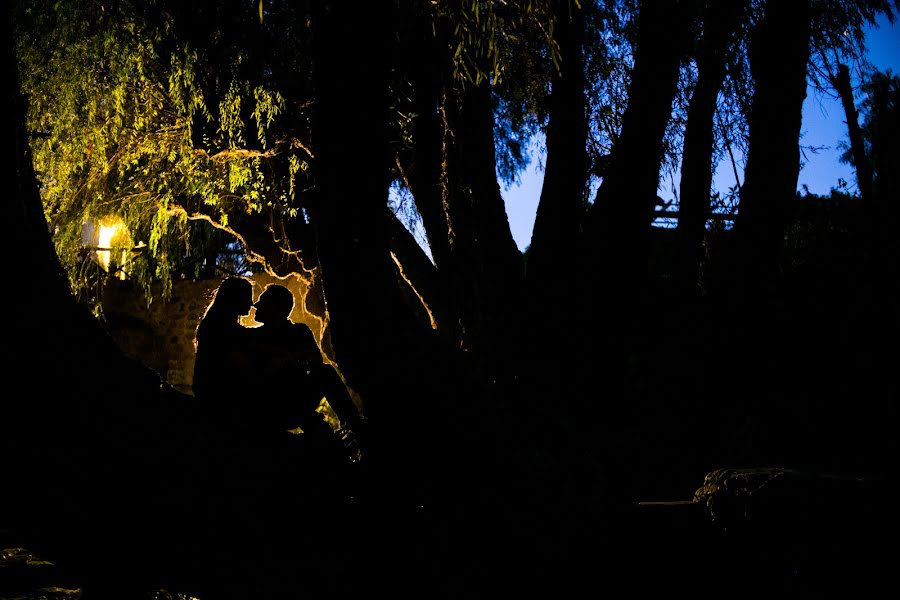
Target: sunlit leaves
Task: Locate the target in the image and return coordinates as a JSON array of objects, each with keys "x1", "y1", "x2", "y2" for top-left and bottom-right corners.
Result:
[
  {"x1": 288, "y1": 154, "x2": 302, "y2": 202},
  {"x1": 15, "y1": 0, "x2": 304, "y2": 311},
  {"x1": 219, "y1": 80, "x2": 247, "y2": 149},
  {"x1": 252, "y1": 87, "x2": 285, "y2": 149}
]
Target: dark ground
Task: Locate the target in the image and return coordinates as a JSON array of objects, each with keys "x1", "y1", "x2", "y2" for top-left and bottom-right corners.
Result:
[{"x1": 3, "y1": 429, "x2": 898, "y2": 600}]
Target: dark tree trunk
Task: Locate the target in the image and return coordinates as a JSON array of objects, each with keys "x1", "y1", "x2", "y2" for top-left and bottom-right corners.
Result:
[
  {"x1": 523, "y1": 0, "x2": 587, "y2": 336},
  {"x1": 585, "y1": 0, "x2": 694, "y2": 292},
  {"x1": 3, "y1": 12, "x2": 224, "y2": 594},
  {"x1": 869, "y1": 74, "x2": 900, "y2": 264},
  {"x1": 574, "y1": 0, "x2": 695, "y2": 507},
  {"x1": 386, "y1": 206, "x2": 453, "y2": 330},
  {"x1": 308, "y1": 1, "x2": 496, "y2": 503},
  {"x1": 518, "y1": 0, "x2": 588, "y2": 411},
  {"x1": 441, "y1": 79, "x2": 525, "y2": 367},
  {"x1": 393, "y1": 7, "x2": 524, "y2": 370},
  {"x1": 402, "y1": 11, "x2": 453, "y2": 272},
  {"x1": 676, "y1": 0, "x2": 744, "y2": 295},
  {"x1": 309, "y1": 1, "x2": 421, "y2": 432},
  {"x1": 729, "y1": 0, "x2": 811, "y2": 466},
  {"x1": 581, "y1": 0, "x2": 694, "y2": 355},
  {"x1": 832, "y1": 63, "x2": 873, "y2": 208},
  {"x1": 4, "y1": 0, "x2": 184, "y2": 479},
  {"x1": 735, "y1": 0, "x2": 811, "y2": 303},
  {"x1": 390, "y1": 5, "x2": 459, "y2": 338},
  {"x1": 526, "y1": 0, "x2": 587, "y2": 293}
]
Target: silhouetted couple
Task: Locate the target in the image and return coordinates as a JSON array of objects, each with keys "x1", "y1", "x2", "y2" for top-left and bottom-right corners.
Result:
[{"x1": 192, "y1": 277, "x2": 362, "y2": 463}]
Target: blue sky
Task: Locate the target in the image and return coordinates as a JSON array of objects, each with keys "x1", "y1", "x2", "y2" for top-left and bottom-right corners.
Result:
[{"x1": 502, "y1": 15, "x2": 899, "y2": 251}]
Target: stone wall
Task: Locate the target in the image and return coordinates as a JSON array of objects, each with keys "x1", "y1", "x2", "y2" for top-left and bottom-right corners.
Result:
[{"x1": 100, "y1": 273, "x2": 324, "y2": 396}]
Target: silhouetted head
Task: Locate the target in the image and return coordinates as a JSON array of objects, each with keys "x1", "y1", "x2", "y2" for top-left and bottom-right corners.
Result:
[
  {"x1": 254, "y1": 284, "x2": 295, "y2": 324},
  {"x1": 205, "y1": 277, "x2": 253, "y2": 321}
]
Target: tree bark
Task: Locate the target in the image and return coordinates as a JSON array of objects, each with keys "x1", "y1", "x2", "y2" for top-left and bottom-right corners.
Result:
[
  {"x1": 309, "y1": 1, "x2": 491, "y2": 486},
  {"x1": 581, "y1": 0, "x2": 694, "y2": 349},
  {"x1": 676, "y1": 0, "x2": 744, "y2": 295},
  {"x1": 3, "y1": 11, "x2": 224, "y2": 593},
  {"x1": 736, "y1": 0, "x2": 811, "y2": 302},
  {"x1": 574, "y1": 0, "x2": 696, "y2": 506},
  {"x1": 309, "y1": 1, "x2": 415, "y2": 423},
  {"x1": 402, "y1": 9, "x2": 453, "y2": 272},
  {"x1": 832, "y1": 62, "x2": 873, "y2": 208},
  {"x1": 586, "y1": 0, "x2": 694, "y2": 292},
  {"x1": 527, "y1": 0, "x2": 588, "y2": 297},
  {"x1": 441, "y1": 79, "x2": 525, "y2": 366},
  {"x1": 386, "y1": 206, "x2": 453, "y2": 331},
  {"x1": 729, "y1": 0, "x2": 811, "y2": 465}
]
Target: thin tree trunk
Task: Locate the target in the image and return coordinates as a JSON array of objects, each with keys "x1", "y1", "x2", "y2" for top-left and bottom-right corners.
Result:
[
  {"x1": 386, "y1": 206, "x2": 453, "y2": 331},
  {"x1": 403, "y1": 7, "x2": 453, "y2": 271},
  {"x1": 676, "y1": 0, "x2": 744, "y2": 295},
  {"x1": 832, "y1": 62, "x2": 873, "y2": 208}
]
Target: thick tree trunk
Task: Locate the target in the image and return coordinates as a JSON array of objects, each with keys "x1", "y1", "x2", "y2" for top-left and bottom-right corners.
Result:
[
  {"x1": 441, "y1": 79, "x2": 525, "y2": 366},
  {"x1": 309, "y1": 1, "x2": 418, "y2": 427},
  {"x1": 518, "y1": 0, "x2": 588, "y2": 413},
  {"x1": 309, "y1": 1, "x2": 495, "y2": 495},
  {"x1": 581, "y1": 0, "x2": 694, "y2": 352},
  {"x1": 3, "y1": 13, "x2": 230, "y2": 594},
  {"x1": 5, "y1": 0, "x2": 185, "y2": 469},
  {"x1": 736, "y1": 0, "x2": 811, "y2": 302},
  {"x1": 575, "y1": 0, "x2": 695, "y2": 505},
  {"x1": 527, "y1": 0, "x2": 587, "y2": 296},
  {"x1": 586, "y1": 0, "x2": 694, "y2": 291},
  {"x1": 729, "y1": 0, "x2": 811, "y2": 466},
  {"x1": 676, "y1": 0, "x2": 744, "y2": 295}
]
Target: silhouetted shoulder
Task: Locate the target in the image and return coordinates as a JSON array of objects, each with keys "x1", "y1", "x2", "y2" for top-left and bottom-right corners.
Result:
[{"x1": 249, "y1": 321, "x2": 321, "y2": 366}]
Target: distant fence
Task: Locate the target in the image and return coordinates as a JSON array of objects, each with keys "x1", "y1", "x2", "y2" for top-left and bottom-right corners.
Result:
[{"x1": 652, "y1": 211, "x2": 737, "y2": 228}]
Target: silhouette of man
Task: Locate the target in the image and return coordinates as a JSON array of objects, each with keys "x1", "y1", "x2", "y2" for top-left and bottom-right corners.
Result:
[
  {"x1": 192, "y1": 276, "x2": 255, "y2": 429},
  {"x1": 248, "y1": 284, "x2": 363, "y2": 457}
]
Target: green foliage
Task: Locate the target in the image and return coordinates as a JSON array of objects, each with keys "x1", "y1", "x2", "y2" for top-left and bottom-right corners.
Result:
[
  {"x1": 439, "y1": 0, "x2": 561, "y2": 87},
  {"x1": 491, "y1": 2, "x2": 559, "y2": 185},
  {"x1": 14, "y1": 0, "x2": 304, "y2": 311}
]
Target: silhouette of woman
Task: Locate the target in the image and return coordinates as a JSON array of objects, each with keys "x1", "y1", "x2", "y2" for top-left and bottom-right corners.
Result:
[{"x1": 192, "y1": 276, "x2": 254, "y2": 428}]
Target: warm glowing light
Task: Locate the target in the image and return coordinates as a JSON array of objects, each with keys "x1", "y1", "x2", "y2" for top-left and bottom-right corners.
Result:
[
  {"x1": 86, "y1": 217, "x2": 137, "y2": 280},
  {"x1": 96, "y1": 223, "x2": 119, "y2": 273}
]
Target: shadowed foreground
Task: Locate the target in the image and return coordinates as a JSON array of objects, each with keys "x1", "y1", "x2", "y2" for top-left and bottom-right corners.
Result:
[{"x1": 3, "y1": 401, "x2": 898, "y2": 600}]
